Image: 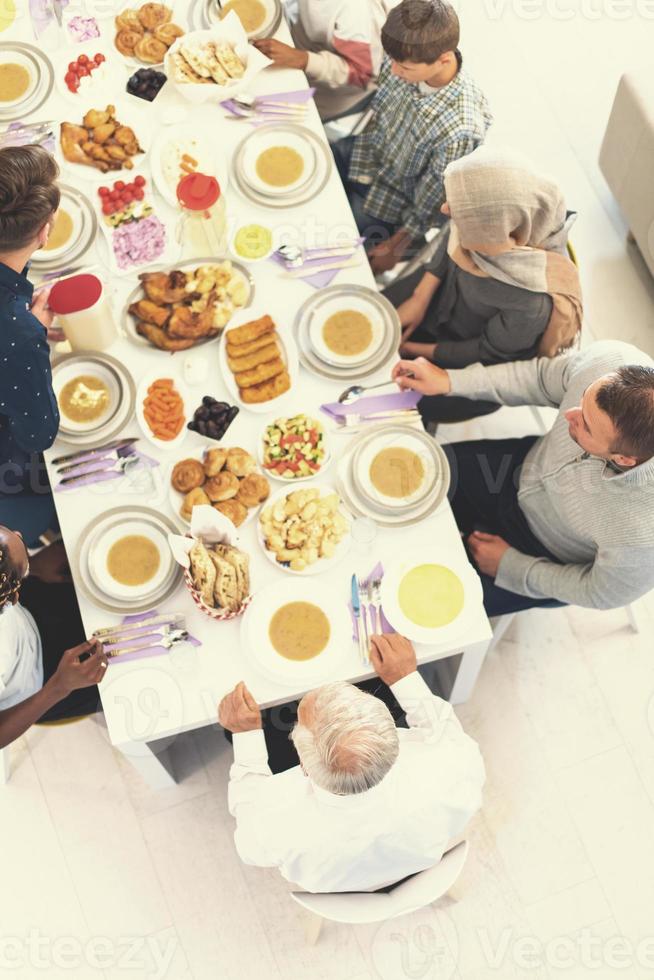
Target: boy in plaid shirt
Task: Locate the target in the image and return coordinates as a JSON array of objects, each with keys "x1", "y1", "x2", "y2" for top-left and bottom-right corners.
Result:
[{"x1": 333, "y1": 0, "x2": 492, "y2": 273}]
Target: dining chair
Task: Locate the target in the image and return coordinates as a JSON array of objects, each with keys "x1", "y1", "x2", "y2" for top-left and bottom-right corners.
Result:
[{"x1": 291, "y1": 840, "x2": 469, "y2": 944}]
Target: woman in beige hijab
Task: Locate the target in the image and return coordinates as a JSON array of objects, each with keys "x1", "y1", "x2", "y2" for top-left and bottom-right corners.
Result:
[{"x1": 384, "y1": 145, "x2": 582, "y2": 421}]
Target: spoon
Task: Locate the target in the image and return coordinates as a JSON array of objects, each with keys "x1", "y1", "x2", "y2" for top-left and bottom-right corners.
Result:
[{"x1": 338, "y1": 381, "x2": 398, "y2": 404}]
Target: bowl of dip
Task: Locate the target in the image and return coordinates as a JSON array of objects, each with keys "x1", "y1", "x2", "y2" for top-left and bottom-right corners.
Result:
[{"x1": 230, "y1": 222, "x2": 275, "y2": 263}]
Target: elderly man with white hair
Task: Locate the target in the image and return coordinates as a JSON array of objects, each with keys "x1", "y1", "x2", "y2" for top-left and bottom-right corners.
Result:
[{"x1": 219, "y1": 633, "x2": 485, "y2": 893}]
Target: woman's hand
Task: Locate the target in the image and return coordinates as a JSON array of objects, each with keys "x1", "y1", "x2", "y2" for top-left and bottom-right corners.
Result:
[
  {"x1": 391, "y1": 357, "x2": 451, "y2": 396},
  {"x1": 254, "y1": 39, "x2": 308, "y2": 70},
  {"x1": 397, "y1": 293, "x2": 429, "y2": 335}
]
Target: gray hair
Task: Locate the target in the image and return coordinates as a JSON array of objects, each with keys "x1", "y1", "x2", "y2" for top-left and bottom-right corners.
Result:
[{"x1": 291, "y1": 682, "x2": 400, "y2": 796}]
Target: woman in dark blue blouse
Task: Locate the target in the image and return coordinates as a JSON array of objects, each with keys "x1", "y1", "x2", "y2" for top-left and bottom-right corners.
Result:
[{"x1": 0, "y1": 146, "x2": 61, "y2": 547}]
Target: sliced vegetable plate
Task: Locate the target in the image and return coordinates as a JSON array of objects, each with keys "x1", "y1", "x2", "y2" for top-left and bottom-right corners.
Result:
[{"x1": 258, "y1": 412, "x2": 331, "y2": 482}]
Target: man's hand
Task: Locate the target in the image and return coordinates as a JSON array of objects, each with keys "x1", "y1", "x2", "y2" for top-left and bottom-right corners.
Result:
[
  {"x1": 28, "y1": 541, "x2": 72, "y2": 585},
  {"x1": 399, "y1": 341, "x2": 437, "y2": 361},
  {"x1": 397, "y1": 293, "x2": 429, "y2": 336},
  {"x1": 369, "y1": 633, "x2": 417, "y2": 686},
  {"x1": 367, "y1": 231, "x2": 410, "y2": 274},
  {"x1": 391, "y1": 356, "x2": 451, "y2": 396},
  {"x1": 219, "y1": 681, "x2": 262, "y2": 734},
  {"x1": 254, "y1": 38, "x2": 308, "y2": 70},
  {"x1": 49, "y1": 640, "x2": 107, "y2": 698},
  {"x1": 30, "y1": 288, "x2": 55, "y2": 330},
  {"x1": 467, "y1": 531, "x2": 511, "y2": 578}
]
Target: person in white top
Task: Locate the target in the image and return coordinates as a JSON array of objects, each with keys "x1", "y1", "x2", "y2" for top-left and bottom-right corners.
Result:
[
  {"x1": 219, "y1": 633, "x2": 484, "y2": 893},
  {"x1": 255, "y1": 0, "x2": 401, "y2": 120},
  {"x1": 0, "y1": 525, "x2": 108, "y2": 749}
]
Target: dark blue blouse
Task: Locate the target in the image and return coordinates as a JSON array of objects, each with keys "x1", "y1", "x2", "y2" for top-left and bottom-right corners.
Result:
[{"x1": 0, "y1": 262, "x2": 60, "y2": 492}]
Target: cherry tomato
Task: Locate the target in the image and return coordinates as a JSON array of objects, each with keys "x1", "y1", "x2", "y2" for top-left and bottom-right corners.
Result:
[
  {"x1": 78, "y1": 53, "x2": 89, "y2": 65},
  {"x1": 94, "y1": 53, "x2": 105, "y2": 64},
  {"x1": 67, "y1": 61, "x2": 78, "y2": 73},
  {"x1": 66, "y1": 82, "x2": 78, "y2": 93},
  {"x1": 77, "y1": 65, "x2": 90, "y2": 77},
  {"x1": 98, "y1": 186, "x2": 110, "y2": 197},
  {"x1": 121, "y1": 190, "x2": 133, "y2": 204},
  {"x1": 134, "y1": 175, "x2": 146, "y2": 187},
  {"x1": 114, "y1": 180, "x2": 125, "y2": 191},
  {"x1": 109, "y1": 190, "x2": 120, "y2": 201},
  {"x1": 64, "y1": 71, "x2": 78, "y2": 84},
  {"x1": 101, "y1": 201, "x2": 113, "y2": 215},
  {"x1": 133, "y1": 187, "x2": 145, "y2": 200}
]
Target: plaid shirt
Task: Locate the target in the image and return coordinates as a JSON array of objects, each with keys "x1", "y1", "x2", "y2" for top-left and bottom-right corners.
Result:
[{"x1": 349, "y1": 59, "x2": 493, "y2": 239}]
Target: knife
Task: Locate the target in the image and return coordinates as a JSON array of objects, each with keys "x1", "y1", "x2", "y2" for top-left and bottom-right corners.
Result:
[
  {"x1": 282, "y1": 256, "x2": 363, "y2": 280},
  {"x1": 58, "y1": 468, "x2": 125, "y2": 488},
  {"x1": 51, "y1": 0, "x2": 64, "y2": 26},
  {"x1": 52, "y1": 438, "x2": 138, "y2": 467},
  {"x1": 351, "y1": 574, "x2": 369, "y2": 665},
  {"x1": 58, "y1": 448, "x2": 137, "y2": 476},
  {"x1": 93, "y1": 614, "x2": 185, "y2": 641}
]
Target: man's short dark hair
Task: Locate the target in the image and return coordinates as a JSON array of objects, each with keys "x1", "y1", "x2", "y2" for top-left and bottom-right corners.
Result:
[
  {"x1": 596, "y1": 365, "x2": 654, "y2": 462},
  {"x1": 381, "y1": 0, "x2": 460, "y2": 65},
  {"x1": 0, "y1": 145, "x2": 60, "y2": 252}
]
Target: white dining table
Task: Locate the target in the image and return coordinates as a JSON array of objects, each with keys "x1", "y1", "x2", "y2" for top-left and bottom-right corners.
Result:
[{"x1": 15, "y1": 7, "x2": 492, "y2": 788}]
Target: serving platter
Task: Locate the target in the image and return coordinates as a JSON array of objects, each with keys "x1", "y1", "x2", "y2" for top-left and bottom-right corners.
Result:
[
  {"x1": 56, "y1": 99, "x2": 153, "y2": 188},
  {"x1": 150, "y1": 125, "x2": 229, "y2": 207},
  {"x1": 30, "y1": 184, "x2": 98, "y2": 275},
  {"x1": 218, "y1": 307, "x2": 299, "y2": 415},
  {"x1": 241, "y1": 578, "x2": 351, "y2": 685},
  {"x1": 0, "y1": 43, "x2": 54, "y2": 122},
  {"x1": 257, "y1": 483, "x2": 352, "y2": 575},
  {"x1": 188, "y1": 0, "x2": 283, "y2": 40},
  {"x1": 231, "y1": 123, "x2": 333, "y2": 209},
  {"x1": 51, "y1": 352, "x2": 136, "y2": 447},
  {"x1": 167, "y1": 444, "x2": 267, "y2": 528}
]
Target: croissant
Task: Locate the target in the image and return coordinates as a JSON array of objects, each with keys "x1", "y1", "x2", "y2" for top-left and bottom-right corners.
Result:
[
  {"x1": 138, "y1": 2, "x2": 172, "y2": 30},
  {"x1": 134, "y1": 35, "x2": 168, "y2": 64},
  {"x1": 115, "y1": 10, "x2": 143, "y2": 33},
  {"x1": 153, "y1": 22, "x2": 184, "y2": 47},
  {"x1": 115, "y1": 28, "x2": 141, "y2": 55},
  {"x1": 171, "y1": 458, "x2": 205, "y2": 494}
]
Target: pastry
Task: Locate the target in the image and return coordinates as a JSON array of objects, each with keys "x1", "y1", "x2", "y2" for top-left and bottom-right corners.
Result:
[
  {"x1": 208, "y1": 551, "x2": 240, "y2": 611},
  {"x1": 225, "y1": 448, "x2": 256, "y2": 478},
  {"x1": 203, "y1": 448, "x2": 227, "y2": 477},
  {"x1": 171, "y1": 458, "x2": 205, "y2": 493},
  {"x1": 235, "y1": 358, "x2": 285, "y2": 390},
  {"x1": 179, "y1": 40, "x2": 213, "y2": 78},
  {"x1": 214, "y1": 543, "x2": 250, "y2": 599},
  {"x1": 240, "y1": 370, "x2": 291, "y2": 404},
  {"x1": 115, "y1": 28, "x2": 142, "y2": 55},
  {"x1": 153, "y1": 22, "x2": 184, "y2": 45},
  {"x1": 214, "y1": 499, "x2": 248, "y2": 528},
  {"x1": 204, "y1": 471, "x2": 240, "y2": 502},
  {"x1": 213, "y1": 40, "x2": 245, "y2": 79},
  {"x1": 138, "y1": 2, "x2": 172, "y2": 30},
  {"x1": 170, "y1": 52, "x2": 212, "y2": 84},
  {"x1": 205, "y1": 48, "x2": 229, "y2": 86},
  {"x1": 236, "y1": 472, "x2": 270, "y2": 508},
  {"x1": 190, "y1": 541, "x2": 216, "y2": 607},
  {"x1": 226, "y1": 342, "x2": 279, "y2": 375},
  {"x1": 134, "y1": 35, "x2": 168, "y2": 64},
  {"x1": 181, "y1": 486, "x2": 210, "y2": 522},
  {"x1": 227, "y1": 315, "x2": 275, "y2": 347},
  {"x1": 226, "y1": 333, "x2": 276, "y2": 360}
]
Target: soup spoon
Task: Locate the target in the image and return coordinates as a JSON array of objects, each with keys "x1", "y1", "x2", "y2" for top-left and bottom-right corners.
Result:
[{"x1": 338, "y1": 381, "x2": 403, "y2": 404}]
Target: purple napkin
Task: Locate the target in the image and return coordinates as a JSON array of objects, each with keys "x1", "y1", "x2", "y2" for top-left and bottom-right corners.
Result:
[
  {"x1": 220, "y1": 87, "x2": 316, "y2": 120},
  {"x1": 270, "y1": 239, "x2": 366, "y2": 290},
  {"x1": 321, "y1": 390, "x2": 421, "y2": 422},
  {"x1": 4, "y1": 123, "x2": 56, "y2": 154},
  {"x1": 55, "y1": 450, "x2": 159, "y2": 492},
  {"x1": 349, "y1": 562, "x2": 395, "y2": 644},
  {"x1": 29, "y1": 0, "x2": 68, "y2": 37},
  {"x1": 105, "y1": 609, "x2": 201, "y2": 665}
]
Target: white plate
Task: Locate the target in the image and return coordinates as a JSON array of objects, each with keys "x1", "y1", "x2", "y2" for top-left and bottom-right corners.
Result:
[
  {"x1": 33, "y1": 187, "x2": 87, "y2": 265},
  {"x1": 0, "y1": 47, "x2": 40, "y2": 108},
  {"x1": 136, "y1": 372, "x2": 190, "y2": 451},
  {"x1": 219, "y1": 307, "x2": 299, "y2": 415},
  {"x1": 258, "y1": 412, "x2": 331, "y2": 483},
  {"x1": 192, "y1": 0, "x2": 282, "y2": 39},
  {"x1": 114, "y1": 0, "x2": 190, "y2": 68},
  {"x1": 88, "y1": 517, "x2": 173, "y2": 601},
  {"x1": 51, "y1": 352, "x2": 137, "y2": 448},
  {"x1": 167, "y1": 443, "x2": 267, "y2": 527},
  {"x1": 57, "y1": 99, "x2": 152, "y2": 186},
  {"x1": 257, "y1": 484, "x2": 351, "y2": 576},
  {"x1": 52, "y1": 357, "x2": 122, "y2": 436},
  {"x1": 95, "y1": 175, "x2": 181, "y2": 277},
  {"x1": 241, "y1": 579, "x2": 351, "y2": 686},
  {"x1": 54, "y1": 45, "x2": 127, "y2": 105},
  {"x1": 308, "y1": 294, "x2": 386, "y2": 369},
  {"x1": 241, "y1": 128, "x2": 317, "y2": 196},
  {"x1": 0, "y1": 43, "x2": 54, "y2": 122},
  {"x1": 353, "y1": 429, "x2": 437, "y2": 512},
  {"x1": 380, "y1": 548, "x2": 483, "y2": 647},
  {"x1": 151, "y1": 125, "x2": 229, "y2": 207}
]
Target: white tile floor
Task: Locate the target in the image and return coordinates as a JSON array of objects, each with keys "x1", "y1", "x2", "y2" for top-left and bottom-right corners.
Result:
[{"x1": 2, "y1": 5, "x2": 654, "y2": 979}]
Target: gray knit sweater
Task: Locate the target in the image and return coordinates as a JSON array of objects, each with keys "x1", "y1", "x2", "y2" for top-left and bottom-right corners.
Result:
[{"x1": 448, "y1": 341, "x2": 654, "y2": 609}]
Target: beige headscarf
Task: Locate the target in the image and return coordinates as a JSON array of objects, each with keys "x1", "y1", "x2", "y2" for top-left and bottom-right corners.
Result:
[{"x1": 444, "y1": 146, "x2": 583, "y2": 357}]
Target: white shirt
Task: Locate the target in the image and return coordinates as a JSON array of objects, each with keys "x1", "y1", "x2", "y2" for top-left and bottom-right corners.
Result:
[
  {"x1": 0, "y1": 603, "x2": 43, "y2": 710},
  {"x1": 228, "y1": 672, "x2": 485, "y2": 893}
]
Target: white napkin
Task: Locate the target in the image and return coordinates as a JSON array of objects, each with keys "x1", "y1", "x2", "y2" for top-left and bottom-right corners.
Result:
[{"x1": 168, "y1": 505, "x2": 240, "y2": 569}]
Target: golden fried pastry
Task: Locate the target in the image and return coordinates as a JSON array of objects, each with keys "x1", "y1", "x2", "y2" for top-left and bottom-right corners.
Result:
[
  {"x1": 172, "y1": 458, "x2": 205, "y2": 493},
  {"x1": 115, "y1": 28, "x2": 142, "y2": 55},
  {"x1": 134, "y1": 35, "x2": 168, "y2": 63},
  {"x1": 138, "y1": 2, "x2": 172, "y2": 30},
  {"x1": 227, "y1": 342, "x2": 279, "y2": 375},
  {"x1": 204, "y1": 471, "x2": 240, "y2": 502},
  {"x1": 203, "y1": 448, "x2": 227, "y2": 477},
  {"x1": 214, "y1": 499, "x2": 248, "y2": 528},
  {"x1": 225, "y1": 448, "x2": 256, "y2": 478},
  {"x1": 153, "y1": 21, "x2": 184, "y2": 45},
  {"x1": 181, "y1": 487, "x2": 210, "y2": 522},
  {"x1": 190, "y1": 542, "x2": 216, "y2": 607},
  {"x1": 235, "y1": 358, "x2": 285, "y2": 390},
  {"x1": 226, "y1": 333, "x2": 276, "y2": 360},
  {"x1": 237, "y1": 473, "x2": 270, "y2": 508},
  {"x1": 115, "y1": 10, "x2": 144, "y2": 32},
  {"x1": 213, "y1": 40, "x2": 245, "y2": 79},
  {"x1": 227, "y1": 315, "x2": 275, "y2": 348},
  {"x1": 241, "y1": 370, "x2": 291, "y2": 404},
  {"x1": 171, "y1": 53, "x2": 213, "y2": 84}
]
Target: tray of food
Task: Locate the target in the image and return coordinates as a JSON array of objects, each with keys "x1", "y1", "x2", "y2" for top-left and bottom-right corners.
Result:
[
  {"x1": 169, "y1": 445, "x2": 270, "y2": 527},
  {"x1": 59, "y1": 101, "x2": 149, "y2": 179},
  {"x1": 259, "y1": 413, "x2": 330, "y2": 482},
  {"x1": 219, "y1": 311, "x2": 297, "y2": 413},
  {"x1": 258, "y1": 485, "x2": 350, "y2": 574}
]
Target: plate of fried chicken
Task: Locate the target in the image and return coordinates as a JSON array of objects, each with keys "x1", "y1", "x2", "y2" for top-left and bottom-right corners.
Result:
[
  {"x1": 59, "y1": 103, "x2": 148, "y2": 178},
  {"x1": 123, "y1": 259, "x2": 254, "y2": 352}
]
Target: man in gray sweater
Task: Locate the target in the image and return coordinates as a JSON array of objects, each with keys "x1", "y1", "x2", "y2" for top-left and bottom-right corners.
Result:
[{"x1": 392, "y1": 341, "x2": 654, "y2": 615}]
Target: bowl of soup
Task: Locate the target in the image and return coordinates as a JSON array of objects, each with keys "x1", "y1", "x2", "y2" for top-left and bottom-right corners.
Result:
[
  {"x1": 308, "y1": 298, "x2": 386, "y2": 368},
  {"x1": 353, "y1": 431, "x2": 437, "y2": 512},
  {"x1": 88, "y1": 520, "x2": 172, "y2": 601},
  {"x1": 52, "y1": 357, "x2": 122, "y2": 434},
  {"x1": 242, "y1": 129, "x2": 317, "y2": 196},
  {"x1": 0, "y1": 55, "x2": 36, "y2": 106}
]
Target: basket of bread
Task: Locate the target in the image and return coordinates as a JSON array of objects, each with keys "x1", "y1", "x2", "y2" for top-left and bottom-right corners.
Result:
[{"x1": 168, "y1": 504, "x2": 253, "y2": 620}]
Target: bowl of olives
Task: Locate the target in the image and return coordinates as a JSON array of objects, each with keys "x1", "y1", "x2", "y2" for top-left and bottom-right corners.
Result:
[
  {"x1": 188, "y1": 397, "x2": 239, "y2": 442},
  {"x1": 127, "y1": 68, "x2": 167, "y2": 103}
]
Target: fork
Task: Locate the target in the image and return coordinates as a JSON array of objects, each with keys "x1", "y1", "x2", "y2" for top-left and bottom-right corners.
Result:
[
  {"x1": 370, "y1": 578, "x2": 383, "y2": 634},
  {"x1": 106, "y1": 628, "x2": 189, "y2": 659},
  {"x1": 337, "y1": 409, "x2": 421, "y2": 428},
  {"x1": 357, "y1": 576, "x2": 371, "y2": 664}
]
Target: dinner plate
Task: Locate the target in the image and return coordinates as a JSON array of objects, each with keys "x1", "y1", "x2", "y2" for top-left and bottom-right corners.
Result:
[
  {"x1": 380, "y1": 547, "x2": 483, "y2": 647},
  {"x1": 74, "y1": 507, "x2": 183, "y2": 615},
  {"x1": 30, "y1": 185, "x2": 98, "y2": 274},
  {"x1": 293, "y1": 285, "x2": 401, "y2": 381},
  {"x1": 307, "y1": 293, "x2": 387, "y2": 369},
  {"x1": 167, "y1": 444, "x2": 267, "y2": 527},
  {"x1": 57, "y1": 99, "x2": 153, "y2": 187},
  {"x1": 114, "y1": 0, "x2": 190, "y2": 69},
  {"x1": 88, "y1": 517, "x2": 172, "y2": 601},
  {"x1": 351, "y1": 426, "x2": 438, "y2": 513},
  {"x1": 120, "y1": 256, "x2": 254, "y2": 351},
  {"x1": 232, "y1": 123, "x2": 333, "y2": 210},
  {"x1": 0, "y1": 43, "x2": 54, "y2": 122},
  {"x1": 189, "y1": 0, "x2": 283, "y2": 40},
  {"x1": 51, "y1": 352, "x2": 137, "y2": 447},
  {"x1": 257, "y1": 412, "x2": 332, "y2": 483},
  {"x1": 241, "y1": 578, "x2": 351, "y2": 686},
  {"x1": 218, "y1": 306, "x2": 299, "y2": 415},
  {"x1": 136, "y1": 371, "x2": 191, "y2": 452},
  {"x1": 241, "y1": 128, "x2": 317, "y2": 196},
  {"x1": 54, "y1": 44, "x2": 127, "y2": 105},
  {"x1": 257, "y1": 483, "x2": 352, "y2": 575},
  {"x1": 52, "y1": 356, "x2": 123, "y2": 436},
  {"x1": 151, "y1": 125, "x2": 229, "y2": 207}
]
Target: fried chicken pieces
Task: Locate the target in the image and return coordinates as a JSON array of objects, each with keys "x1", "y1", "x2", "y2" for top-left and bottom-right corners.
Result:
[
  {"x1": 225, "y1": 316, "x2": 292, "y2": 404},
  {"x1": 60, "y1": 105, "x2": 143, "y2": 174},
  {"x1": 115, "y1": 4, "x2": 184, "y2": 64},
  {"x1": 129, "y1": 263, "x2": 250, "y2": 353}
]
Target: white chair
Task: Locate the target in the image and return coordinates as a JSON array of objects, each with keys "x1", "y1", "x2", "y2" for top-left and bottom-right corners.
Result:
[
  {"x1": 291, "y1": 840, "x2": 469, "y2": 944},
  {"x1": 0, "y1": 746, "x2": 9, "y2": 785}
]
